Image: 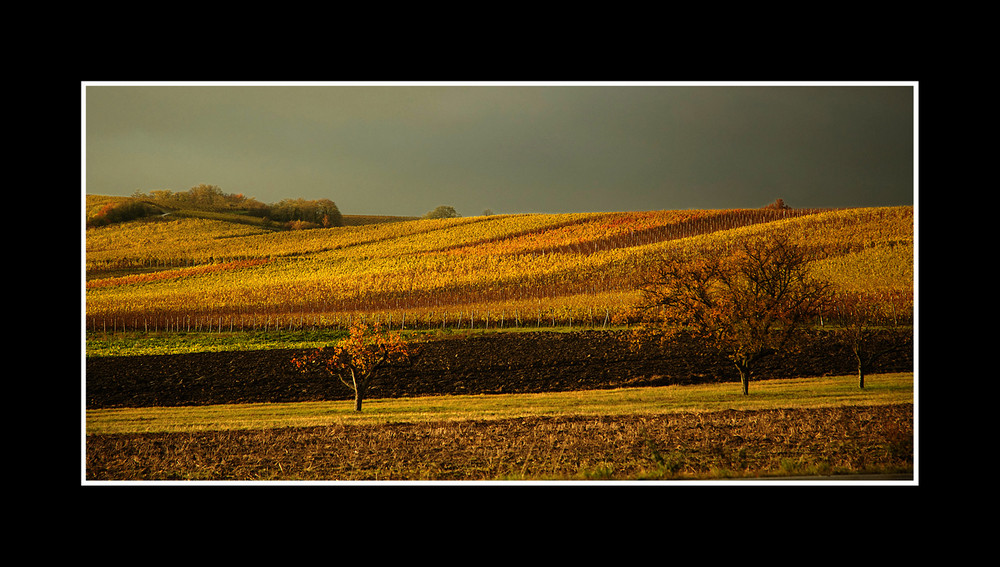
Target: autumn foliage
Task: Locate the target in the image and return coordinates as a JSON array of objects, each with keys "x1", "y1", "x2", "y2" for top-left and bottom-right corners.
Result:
[
  {"x1": 85, "y1": 198, "x2": 912, "y2": 336},
  {"x1": 292, "y1": 322, "x2": 411, "y2": 411},
  {"x1": 636, "y1": 234, "x2": 833, "y2": 395}
]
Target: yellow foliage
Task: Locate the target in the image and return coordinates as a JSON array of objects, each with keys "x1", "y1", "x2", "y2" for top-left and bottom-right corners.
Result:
[{"x1": 85, "y1": 202, "x2": 914, "y2": 331}]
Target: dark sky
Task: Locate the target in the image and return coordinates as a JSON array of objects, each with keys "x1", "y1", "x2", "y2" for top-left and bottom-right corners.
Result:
[{"x1": 84, "y1": 82, "x2": 915, "y2": 216}]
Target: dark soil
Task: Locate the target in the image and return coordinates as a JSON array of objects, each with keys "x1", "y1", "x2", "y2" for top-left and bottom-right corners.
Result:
[{"x1": 86, "y1": 329, "x2": 912, "y2": 409}]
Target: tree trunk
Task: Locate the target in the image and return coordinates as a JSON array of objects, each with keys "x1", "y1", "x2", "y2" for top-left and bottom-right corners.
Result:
[
  {"x1": 734, "y1": 360, "x2": 750, "y2": 395},
  {"x1": 854, "y1": 350, "x2": 867, "y2": 389},
  {"x1": 349, "y1": 367, "x2": 366, "y2": 412}
]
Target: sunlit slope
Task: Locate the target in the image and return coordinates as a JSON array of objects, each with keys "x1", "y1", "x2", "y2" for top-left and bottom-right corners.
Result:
[
  {"x1": 677, "y1": 206, "x2": 914, "y2": 295},
  {"x1": 85, "y1": 203, "x2": 913, "y2": 330}
]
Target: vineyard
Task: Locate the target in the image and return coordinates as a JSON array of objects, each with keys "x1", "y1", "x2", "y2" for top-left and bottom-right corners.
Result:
[{"x1": 84, "y1": 199, "x2": 914, "y2": 334}]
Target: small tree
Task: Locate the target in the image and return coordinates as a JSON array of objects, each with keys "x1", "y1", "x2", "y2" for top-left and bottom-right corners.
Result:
[
  {"x1": 292, "y1": 322, "x2": 411, "y2": 412},
  {"x1": 763, "y1": 198, "x2": 791, "y2": 210},
  {"x1": 423, "y1": 205, "x2": 460, "y2": 219},
  {"x1": 637, "y1": 234, "x2": 832, "y2": 395},
  {"x1": 832, "y1": 292, "x2": 912, "y2": 389}
]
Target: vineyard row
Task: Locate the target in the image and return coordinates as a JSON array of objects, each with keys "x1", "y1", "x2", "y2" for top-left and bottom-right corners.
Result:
[
  {"x1": 86, "y1": 304, "x2": 643, "y2": 335},
  {"x1": 85, "y1": 207, "x2": 835, "y2": 273},
  {"x1": 85, "y1": 288, "x2": 914, "y2": 336}
]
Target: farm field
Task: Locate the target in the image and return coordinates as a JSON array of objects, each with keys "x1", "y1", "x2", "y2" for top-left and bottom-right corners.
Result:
[
  {"x1": 87, "y1": 396, "x2": 914, "y2": 481},
  {"x1": 84, "y1": 198, "x2": 916, "y2": 482}
]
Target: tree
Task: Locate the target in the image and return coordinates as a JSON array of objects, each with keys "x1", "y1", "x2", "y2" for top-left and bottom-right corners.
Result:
[
  {"x1": 423, "y1": 205, "x2": 460, "y2": 219},
  {"x1": 187, "y1": 183, "x2": 226, "y2": 207},
  {"x1": 292, "y1": 322, "x2": 411, "y2": 412},
  {"x1": 636, "y1": 234, "x2": 832, "y2": 395},
  {"x1": 831, "y1": 292, "x2": 912, "y2": 389},
  {"x1": 267, "y1": 198, "x2": 344, "y2": 227},
  {"x1": 312, "y1": 198, "x2": 343, "y2": 227},
  {"x1": 763, "y1": 198, "x2": 791, "y2": 210}
]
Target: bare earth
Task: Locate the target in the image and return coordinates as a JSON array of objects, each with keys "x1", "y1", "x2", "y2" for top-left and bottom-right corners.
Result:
[{"x1": 86, "y1": 329, "x2": 910, "y2": 409}]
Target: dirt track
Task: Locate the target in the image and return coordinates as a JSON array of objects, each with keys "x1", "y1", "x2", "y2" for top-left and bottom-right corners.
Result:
[{"x1": 86, "y1": 329, "x2": 912, "y2": 409}]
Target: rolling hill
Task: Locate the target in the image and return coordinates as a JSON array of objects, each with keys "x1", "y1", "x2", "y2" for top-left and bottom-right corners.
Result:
[{"x1": 84, "y1": 195, "x2": 914, "y2": 333}]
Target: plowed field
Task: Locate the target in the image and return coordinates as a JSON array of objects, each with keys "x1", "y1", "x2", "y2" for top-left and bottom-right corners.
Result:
[{"x1": 86, "y1": 329, "x2": 910, "y2": 409}]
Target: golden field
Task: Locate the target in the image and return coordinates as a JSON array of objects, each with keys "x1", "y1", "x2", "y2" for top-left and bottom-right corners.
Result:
[{"x1": 84, "y1": 199, "x2": 914, "y2": 332}]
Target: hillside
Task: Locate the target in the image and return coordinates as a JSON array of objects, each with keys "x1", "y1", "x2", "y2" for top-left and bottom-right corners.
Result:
[{"x1": 84, "y1": 195, "x2": 914, "y2": 333}]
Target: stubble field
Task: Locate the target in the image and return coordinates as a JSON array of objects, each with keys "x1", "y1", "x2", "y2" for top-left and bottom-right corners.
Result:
[{"x1": 86, "y1": 404, "x2": 914, "y2": 481}]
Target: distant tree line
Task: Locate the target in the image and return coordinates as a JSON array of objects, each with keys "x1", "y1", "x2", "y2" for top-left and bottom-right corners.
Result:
[
  {"x1": 104, "y1": 186, "x2": 473, "y2": 230},
  {"x1": 131, "y1": 184, "x2": 344, "y2": 228},
  {"x1": 133, "y1": 184, "x2": 268, "y2": 213}
]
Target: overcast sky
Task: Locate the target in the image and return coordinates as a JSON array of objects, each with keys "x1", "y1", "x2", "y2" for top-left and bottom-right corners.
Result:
[{"x1": 83, "y1": 82, "x2": 915, "y2": 217}]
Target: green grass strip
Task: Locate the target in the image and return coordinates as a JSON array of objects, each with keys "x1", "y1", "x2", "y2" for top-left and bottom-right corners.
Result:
[
  {"x1": 85, "y1": 329, "x2": 349, "y2": 357},
  {"x1": 86, "y1": 372, "x2": 913, "y2": 435}
]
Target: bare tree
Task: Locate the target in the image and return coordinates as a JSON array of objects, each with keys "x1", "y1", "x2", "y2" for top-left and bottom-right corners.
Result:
[{"x1": 637, "y1": 234, "x2": 832, "y2": 395}]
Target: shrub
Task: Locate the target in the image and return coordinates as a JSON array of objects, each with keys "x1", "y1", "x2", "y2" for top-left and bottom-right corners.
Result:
[{"x1": 87, "y1": 200, "x2": 157, "y2": 227}]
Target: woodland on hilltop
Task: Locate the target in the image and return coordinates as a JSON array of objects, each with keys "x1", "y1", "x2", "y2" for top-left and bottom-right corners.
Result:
[{"x1": 90, "y1": 184, "x2": 345, "y2": 230}]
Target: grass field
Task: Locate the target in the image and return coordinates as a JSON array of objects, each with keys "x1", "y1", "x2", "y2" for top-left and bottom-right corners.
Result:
[{"x1": 86, "y1": 372, "x2": 913, "y2": 435}]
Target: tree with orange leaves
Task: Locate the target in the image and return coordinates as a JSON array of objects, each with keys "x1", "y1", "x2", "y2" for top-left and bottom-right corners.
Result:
[
  {"x1": 636, "y1": 235, "x2": 832, "y2": 395},
  {"x1": 293, "y1": 322, "x2": 411, "y2": 412}
]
